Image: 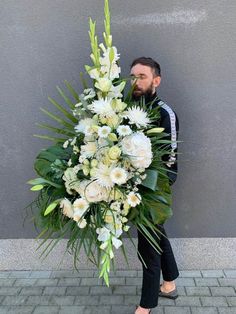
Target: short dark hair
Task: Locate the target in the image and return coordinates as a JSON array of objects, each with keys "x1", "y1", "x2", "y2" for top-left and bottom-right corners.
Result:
[{"x1": 130, "y1": 57, "x2": 161, "y2": 77}]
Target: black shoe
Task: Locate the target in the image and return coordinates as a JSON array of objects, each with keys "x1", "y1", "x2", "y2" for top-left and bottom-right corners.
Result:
[{"x1": 158, "y1": 287, "x2": 178, "y2": 300}]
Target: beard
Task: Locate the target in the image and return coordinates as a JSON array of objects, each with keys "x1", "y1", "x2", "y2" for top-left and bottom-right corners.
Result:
[{"x1": 131, "y1": 84, "x2": 154, "y2": 101}]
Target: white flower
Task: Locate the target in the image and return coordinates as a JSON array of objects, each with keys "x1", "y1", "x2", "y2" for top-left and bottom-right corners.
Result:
[
  {"x1": 60, "y1": 198, "x2": 74, "y2": 218},
  {"x1": 73, "y1": 198, "x2": 89, "y2": 216},
  {"x1": 80, "y1": 141, "x2": 97, "y2": 158},
  {"x1": 95, "y1": 77, "x2": 112, "y2": 92},
  {"x1": 100, "y1": 46, "x2": 120, "y2": 65},
  {"x1": 77, "y1": 218, "x2": 87, "y2": 228},
  {"x1": 110, "y1": 167, "x2": 128, "y2": 185},
  {"x1": 108, "y1": 81, "x2": 126, "y2": 99},
  {"x1": 112, "y1": 236, "x2": 123, "y2": 249},
  {"x1": 123, "y1": 225, "x2": 130, "y2": 232},
  {"x1": 121, "y1": 132, "x2": 153, "y2": 169},
  {"x1": 117, "y1": 125, "x2": 132, "y2": 136},
  {"x1": 123, "y1": 106, "x2": 151, "y2": 128},
  {"x1": 106, "y1": 221, "x2": 123, "y2": 238},
  {"x1": 88, "y1": 68, "x2": 100, "y2": 79},
  {"x1": 110, "y1": 201, "x2": 121, "y2": 211},
  {"x1": 98, "y1": 126, "x2": 111, "y2": 138},
  {"x1": 75, "y1": 118, "x2": 95, "y2": 134},
  {"x1": 88, "y1": 98, "x2": 115, "y2": 118},
  {"x1": 77, "y1": 180, "x2": 110, "y2": 203},
  {"x1": 101, "y1": 63, "x2": 121, "y2": 80},
  {"x1": 62, "y1": 168, "x2": 80, "y2": 194},
  {"x1": 96, "y1": 227, "x2": 111, "y2": 242},
  {"x1": 83, "y1": 88, "x2": 96, "y2": 100},
  {"x1": 63, "y1": 140, "x2": 69, "y2": 148},
  {"x1": 127, "y1": 192, "x2": 141, "y2": 207},
  {"x1": 94, "y1": 163, "x2": 114, "y2": 188}
]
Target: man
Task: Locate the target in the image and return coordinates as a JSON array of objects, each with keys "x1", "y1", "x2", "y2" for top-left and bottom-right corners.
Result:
[{"x1": 130, "y1": 57, "x2": 179, "y2": 314}]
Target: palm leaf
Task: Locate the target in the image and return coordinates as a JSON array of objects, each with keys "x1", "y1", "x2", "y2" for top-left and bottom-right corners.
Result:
[
  {"x1": 56, "y1": 86, "x2": 75, "y2": 110},
  {"x1": 40, "y1": 107, "x2": 75, "y2": 130},
  {"x1": 64, "y1": 80, "x2": 80, "y2": 102},
  {"x1": 33, "y1": 134, "x2": 67, "y2": 143},
  {"x1": 36, "y1": 123, "x2": 75, "y2": 137},
  {"x1": 48, "y1": 96, "x2": 78, "y2": 123}
]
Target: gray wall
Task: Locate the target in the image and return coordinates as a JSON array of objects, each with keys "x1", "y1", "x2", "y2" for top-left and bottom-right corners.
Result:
[{"x1": 1, "y1": 0, "x2": 236, "y2": 239}]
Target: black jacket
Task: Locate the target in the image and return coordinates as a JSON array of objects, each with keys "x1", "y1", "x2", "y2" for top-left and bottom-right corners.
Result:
[{"x1": 146, "y1": 93, "x2": 179, "y2": 186}]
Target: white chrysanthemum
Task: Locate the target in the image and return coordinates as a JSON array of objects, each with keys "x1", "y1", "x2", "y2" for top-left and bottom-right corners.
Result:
[
  {"x1": 60, "y1": 198, "x2": 74, "y2": 219},
  {"x1": 77, "y1": 180, "x2": 110, "y2": 203},
  {"x1": 110, "y1": 167, "x2": 128, "y2": 185},
  {"x1": 124, "y1": 106, "x2": 151, "y2": 128},
  {"x1": 94, "y1": 163, "x2": 114, "y2": 188},
  {"x1": 117, "y1": 125, "x2": 132, "y2": 136},
  {"x1": 96, "y1": 226, "x2": 111, "y2": 242},
  {"x1": 80, "y1": 141, "x2": 97, "y2": 158},
  {"x1": 75, "y1": 118, "x2": 95, "y2": 134},
  {"x1": 121, "y1": 132, "x2": 153, "y2": 169},
  {"x1": 127, "y1": 192, "x2": 141, "y2": 207},
  {"x1": 88, "y1": 98, "x2": 115, "y2": 118},
  {"x1": 98, "y1": 126, "x2": 111, "y2": 138}
]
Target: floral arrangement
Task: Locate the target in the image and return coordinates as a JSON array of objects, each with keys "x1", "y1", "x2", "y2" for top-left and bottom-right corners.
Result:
[{"x1": 25, "y1": 0, "x2": 176, "y2": 286}]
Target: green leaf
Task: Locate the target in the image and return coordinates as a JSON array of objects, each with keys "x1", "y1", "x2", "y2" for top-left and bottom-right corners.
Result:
[
  {"x1": 44, "y1": 199, "x2": 61, "y2": 216},
  {"x1": 141, "y1": 169, "x2": 158, "y2": 191},
  {"x1": 64, "y1": 80, "x2": 80, "y2": 102},
  {"x1": 36, "y1": 123, "x2": 75, "y2": 137},
  {"x1": 39, "y1": 108, "x2": 75, "y2": 130},
  {"x1": 30, "y1": 184, "x2": 44, "y2": 191},
  {"x1": 33, "y1": 134, "x2": 67, "y2": 143},
  {"x1": 48, "y1": 96, "x2": 78, "y2": 123}
]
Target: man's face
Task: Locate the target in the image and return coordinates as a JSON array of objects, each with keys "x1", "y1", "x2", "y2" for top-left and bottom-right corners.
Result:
[{"x1": 130, "y1": 64, "x2": 161, "y2": 100}]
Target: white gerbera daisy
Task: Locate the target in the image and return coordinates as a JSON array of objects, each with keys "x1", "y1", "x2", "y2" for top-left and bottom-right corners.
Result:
[
  {"x1": 110, "y1": 167, "x2": 128, "y2": 185},
  {"x1": 127, "y1": 192, "x2": 141, "y2": 207},
  {"x1": 94, "y1": 163, "x2": 114, "y2": 188},
  {"x1": 87, "y1": 98, "x2": 115, "y2": 118},
  {"x1": 80, "y1": 141, "x2": 97, "y2": 158},
  {"x1": 124, "y1": 106, "x2": 151, "y2": 128},
  {"x1": 73, "y1": 198, "x2": 89, "y2": 213},
  {"x1": 98, "y1": 126, "x2": 111, "y2": 138},
  {"x1": 117, "y1": 125, "x2": 132, "y2": 136}
]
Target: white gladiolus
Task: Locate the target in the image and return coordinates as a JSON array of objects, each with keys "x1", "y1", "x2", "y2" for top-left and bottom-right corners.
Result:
[
  {"x1": 95, "y1": 77, "x2": 112, "y2": 92},
  {"x1": 110, "y1": 167, "x2": 128, "y2": 185},
  {"x1": 112, "y1": 237, "x2": 123, "y2": 249},
  {"x1": 121, "y1": 132, "x2": 153, "y2": 169},
  {"x1": 89, "y1": 68, "x2": 100, "y2": 79},
  {"x1": 96, "y1": 227, "x2": 111, "y2": 242},
  {"x1": 60, "y1": 198, "x2": 74, "y2": 218}
]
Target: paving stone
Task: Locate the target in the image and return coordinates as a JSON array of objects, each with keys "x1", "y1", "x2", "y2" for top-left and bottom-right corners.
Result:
[
  {"x1": 19, "y1": 287, "x2": 44, "y2": 296},
  {"x1": 218, "y1": 308, "x2": 236, "y2": 314},
  {"x1": 32, "y1": 305, "x2": 59, "y2": 314},
  {"x1": 175, "y1": 296, "x2": 201, "y2": 306},
  {"x1": 99, "y1": 295, "x2": 124, "y2": 305},
  {"x1": 0, "y1": 287, "x2": 21, "y2": 295},
  {"x1": 13, "y1": 278, "x2": 37, "y2": 286},
  {"x1": 164, "y1": 306, "x2": 191, "y2": 314},
  {"x1": 191, "y1": 307, "x2": 218, "y2": 314},
  {"x1": 176, "y1": 286, "x2": 186, "y2": 296},
  {"x1": 25, "y1": 295, "x2": 51, "y2": 305},
  {"x1": 226, "y1": 296, "x2": 236, "y2": 306},
  {"x1": 0, "y1": 279, "x2": 16, "y2": 287},
  {"x1": 43, "y1": 286, "x2": 66, "y2": 296},
  {"x1": 195, "y1": 278, "x2": 219, "y2": 287},
  {"x1": 218, "y1": 278, "x2": 236, "y2": 287},
  {"x1": 112, "y1": 285, "x2": 137, "y2": 295},
  {"x1": 74, "y1": 296, "x2": 100, "y2": 305},
  {"x1": 179, "y1": 270, "x2": 202, "y2": 278},
  {"x1": 0, "y1": 306, "x2": 35, "y2": 314},
  {"x1": 201, "y1": 296, "x2": 228, "y2": 306},
  {"x1": 109, "y1": 270, "x2": 138, "y2": 277},
  {"x1": 201, "y1": 270, "x2": 225, "y2": 278},
  {"x1": 90, "y1": 286, "x2": 112, "y2": 295},
  {"x1": 57, "y1": 278, "x2": 81, "y2": 286},
  {"x1": 125, "y1": 277, "x2": 142, "y2": 286},
  {"x1": 185, "y1": 286, "x2": 211, "y2": 296},
  {"x1": 0, "y1": 272, "x2": 10, "y2": 278},
  {"x1": 158, "y1": 297, "x2": 175, "y2": 306},
  {"x1": 210, "y1": 287, "x2": 236, "y2": 296},
  {"x1": 66, "y1": 286, "x2": 90, "y2": 296},
  {"x1": 111, "y1": 305, "x2": 137, "y2": 314},
  {"x1": 124, "y1": 295, "x2": 139, "y2": 305},
  {"x1": 59, "y1": 305, "x2": 111, "y2": 314},
  {"x1": 1, "y1": 295, "x2": 29, "y2": 306},
  {"x1": 148, "y1": 307, "x2": 164, "y2": 314},
  {"x1": 51, "y1": 270, "x2": 94, "y2": 278},
  {"x1": 30, "y1": 271, "x2": 52, "y2": 278},
  {"x1": 9, "y1": 271, "x2": 32, "y2": 278},
  {"x1": 80, "y1": 277, "x2": 103, "y2": 286},
  {"x1": 224, "y1": 270, "x2": 236, "y2": 278},
  {"x1": 35, "y1": 278, "x2": 59, "y2": 286},
  {"x1": 175, "y1": 277, "x2": 195, "y2": 286}
]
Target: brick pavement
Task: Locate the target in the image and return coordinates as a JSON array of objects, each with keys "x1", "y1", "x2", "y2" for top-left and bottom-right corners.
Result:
[{"x1": 0, "y1": 269, "x2": 236, "y2": 313}]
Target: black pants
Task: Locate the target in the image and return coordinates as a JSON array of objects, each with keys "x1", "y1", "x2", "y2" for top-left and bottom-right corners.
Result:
[{"x1": 137, "y1": 225, "x2": 179, "y2": 308}]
